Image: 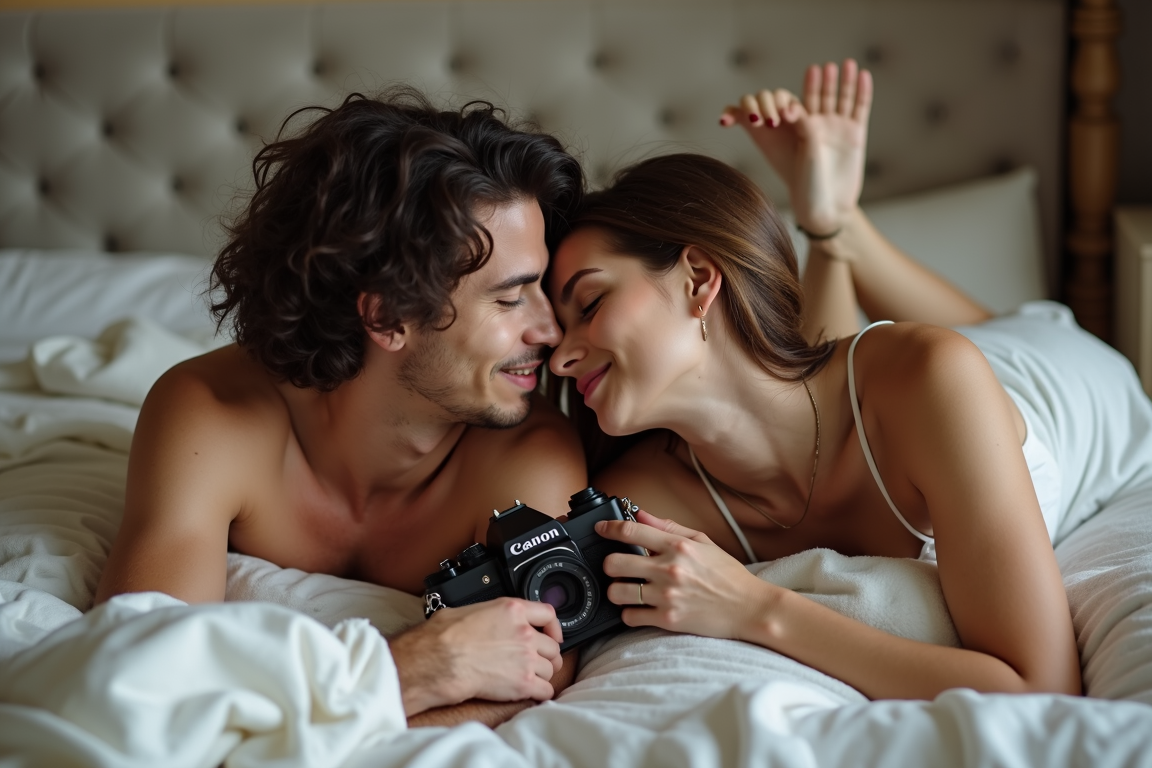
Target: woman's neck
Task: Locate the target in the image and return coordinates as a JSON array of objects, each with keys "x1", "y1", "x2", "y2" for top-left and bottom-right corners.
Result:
[{"x1": 654, "y1": 336, "x2": 843, "y2": 503}]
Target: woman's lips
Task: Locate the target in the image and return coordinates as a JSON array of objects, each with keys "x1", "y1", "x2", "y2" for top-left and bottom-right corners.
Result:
[{"x1": 576, "y1": 363, "x2": 610, "y2": 398}]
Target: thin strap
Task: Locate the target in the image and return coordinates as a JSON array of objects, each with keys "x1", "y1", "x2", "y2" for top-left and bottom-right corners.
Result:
[
  {"x1": 847, "y1": 321, "x2": 935, "y2": 545},
  {"x1": 688, "y1": 446, "x2": 758, "y2": 563}
]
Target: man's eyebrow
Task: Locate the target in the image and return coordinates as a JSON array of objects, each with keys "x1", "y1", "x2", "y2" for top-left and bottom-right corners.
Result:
[
  {"x1": 560, "y1": 268, "x2": 603, "y2": 304},
  {"x1": 488, "y1": 272, "x2": 541, "y2": 293}
]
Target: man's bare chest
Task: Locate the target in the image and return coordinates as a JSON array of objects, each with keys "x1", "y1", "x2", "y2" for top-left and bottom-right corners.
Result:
[{"x1": 226, "y1": 451, "x2": 487, "y2": 596}]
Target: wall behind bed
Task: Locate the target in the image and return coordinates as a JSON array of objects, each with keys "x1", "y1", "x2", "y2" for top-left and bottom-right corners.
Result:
[{"x1": 0, "y1": 0, "x2": 1066, "y2": 291}]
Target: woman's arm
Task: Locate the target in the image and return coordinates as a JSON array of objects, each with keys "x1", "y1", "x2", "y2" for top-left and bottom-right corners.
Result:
[{"x1": 594, "y1": 330, "x2": 1080, "y2": 698}]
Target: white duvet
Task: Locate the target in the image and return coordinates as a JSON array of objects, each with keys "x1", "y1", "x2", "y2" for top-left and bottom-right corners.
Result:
[{"x1": 1, "y1": 318, "x2": 1151, "y2": 768}]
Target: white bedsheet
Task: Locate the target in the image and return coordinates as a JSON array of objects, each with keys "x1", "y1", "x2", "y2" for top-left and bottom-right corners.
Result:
[{"x1": 2, "y1": 318, "x2": 1151, "y2": 767}]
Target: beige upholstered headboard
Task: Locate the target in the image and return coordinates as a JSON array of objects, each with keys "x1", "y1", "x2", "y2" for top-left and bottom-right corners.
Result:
[{"x1": 0, "y1": 0, "x2": 1065, "y2": 286}]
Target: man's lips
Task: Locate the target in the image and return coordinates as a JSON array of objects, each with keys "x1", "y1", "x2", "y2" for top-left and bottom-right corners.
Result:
[
  {"x1": 576, "y1": 363, "x2": 610, "y2": 397},
  {"x1": 499, "y1": 360, "x2": 542, "y2": 391}
]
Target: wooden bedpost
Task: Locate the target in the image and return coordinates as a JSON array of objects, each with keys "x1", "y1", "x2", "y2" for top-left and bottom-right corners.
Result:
[{"x1": 1066, "y1": 0, "x2": 1121, "y2": 341}]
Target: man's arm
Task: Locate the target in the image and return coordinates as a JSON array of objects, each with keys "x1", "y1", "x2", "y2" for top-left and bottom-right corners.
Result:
[
  {"x1": 96, "y1": 366, "x2": 252, "y2": 604},
  {"x1": 406, "y1": 649, "x2": 579, "y2": 728},
  {"x1": 387, "y1": 598, "x2": 567, "y2": 728},
  {"x1": 414, "y1": 394, "x2": 588, "y2": 728}
]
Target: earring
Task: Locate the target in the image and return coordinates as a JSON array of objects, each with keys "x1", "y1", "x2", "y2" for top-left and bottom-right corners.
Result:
[{"x1": 698, "y1": 306, "x2": 708, "y2": 341}]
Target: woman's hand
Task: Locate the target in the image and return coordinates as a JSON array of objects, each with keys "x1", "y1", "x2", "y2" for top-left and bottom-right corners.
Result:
[
  {"x1": 721, "y1": 60, "x2": 872, "y2": 238},
  {"x1": 595, "y1": 510, "x2": 777, "y2": 641}
]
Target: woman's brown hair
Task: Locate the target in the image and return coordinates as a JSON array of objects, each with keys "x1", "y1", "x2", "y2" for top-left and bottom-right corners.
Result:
[{"x1": 564, "y1": 152, "x2": 836, "y2": 474}]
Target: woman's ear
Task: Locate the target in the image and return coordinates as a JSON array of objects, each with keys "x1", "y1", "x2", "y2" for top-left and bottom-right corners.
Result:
[
  {"x1": 358, "y1": 292, "x2": 407, "y2": 352},
  {"x1": 680, "y1": 245, "x2": 723, "y2": 317}
]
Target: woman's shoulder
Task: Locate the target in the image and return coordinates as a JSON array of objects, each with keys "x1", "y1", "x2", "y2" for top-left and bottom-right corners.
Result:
[{"x1": 851, "y1": 321, "x2": 992, "y2": 396}]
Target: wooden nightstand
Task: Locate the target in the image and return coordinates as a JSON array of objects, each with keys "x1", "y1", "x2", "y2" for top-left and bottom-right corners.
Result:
[{"x1": 1115, "y1": 207, "x2": 1152, "y2": 397}]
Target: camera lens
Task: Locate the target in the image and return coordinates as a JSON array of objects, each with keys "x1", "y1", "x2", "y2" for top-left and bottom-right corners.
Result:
[
  {"x1": 524, "y1": 558, "x2": 599, "y2": 632},
  {"x1": 539, "y1": 573, "x2": 579, "y2": 614}
]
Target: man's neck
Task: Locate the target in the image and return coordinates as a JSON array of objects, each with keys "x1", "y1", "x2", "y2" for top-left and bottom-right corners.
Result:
[{"x1": 276, "y1": 368, "x2": 468, "y2": 511}]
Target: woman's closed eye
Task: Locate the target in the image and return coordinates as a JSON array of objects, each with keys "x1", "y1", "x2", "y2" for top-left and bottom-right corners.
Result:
[{"x1": 579, "y1": 295, "x2": 603, "y2": 320}]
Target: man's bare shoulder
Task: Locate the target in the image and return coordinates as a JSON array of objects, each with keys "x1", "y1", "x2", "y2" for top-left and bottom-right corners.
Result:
[
  {"x1": 593, "y1": 432, "x2": 692, "y2": 507},
  {"x1": 135, "y1": 345, "x2": 291, "y2": 471},
  {"x1": 461, "y1": 393, "x2": 582, "y2": 466},
  {"x1": 457, "y1": 393, "x2": 587, "y2": 519}
]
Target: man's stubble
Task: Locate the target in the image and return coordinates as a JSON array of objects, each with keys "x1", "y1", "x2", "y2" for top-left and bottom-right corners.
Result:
[{"x1": 397, "y1": 331, "x2": 533, "y2": 430}]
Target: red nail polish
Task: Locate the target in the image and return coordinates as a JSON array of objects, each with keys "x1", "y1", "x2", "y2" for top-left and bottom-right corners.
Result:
[
  {"x1": 749, "y1": 114, "x2": 760, "y2": 124},
  {"x1": 719, "y1": 117, "x2": 726, "y2": 126}
]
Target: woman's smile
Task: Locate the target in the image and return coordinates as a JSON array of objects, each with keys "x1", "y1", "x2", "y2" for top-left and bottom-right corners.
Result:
[{"x1": 577, "y1": 363, "x2": 611, "y2": 400}]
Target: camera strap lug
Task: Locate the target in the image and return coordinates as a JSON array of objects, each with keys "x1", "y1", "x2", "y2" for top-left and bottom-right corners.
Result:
[{"x1": 424, "y1": 592, "x2": 445, "y2": 619}]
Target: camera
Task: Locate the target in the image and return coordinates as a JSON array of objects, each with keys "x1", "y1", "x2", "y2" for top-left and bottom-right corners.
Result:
[{"x1": 422, "y1": 487, "x2": 647, "y2": 651}]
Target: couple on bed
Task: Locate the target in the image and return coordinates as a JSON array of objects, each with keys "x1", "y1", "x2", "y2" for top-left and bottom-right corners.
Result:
[{"x1": 96, "y1": 61, "x2": 1152, "y2": 726}]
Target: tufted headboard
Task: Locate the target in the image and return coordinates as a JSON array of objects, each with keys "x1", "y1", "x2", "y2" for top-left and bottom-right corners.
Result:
[{"x1": 0, "y1": 0, "x2": 1066, "y2": 288}]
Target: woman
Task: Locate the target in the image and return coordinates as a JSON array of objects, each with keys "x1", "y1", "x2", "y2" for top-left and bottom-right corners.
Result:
[{"x1": 546, "y1": 60, "x2": 1152, "y2": 699}]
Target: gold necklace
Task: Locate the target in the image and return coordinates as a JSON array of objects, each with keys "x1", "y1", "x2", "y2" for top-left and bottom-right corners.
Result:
[{"x1": 700, "y1": 378, "x2": 820, "y2": 530}]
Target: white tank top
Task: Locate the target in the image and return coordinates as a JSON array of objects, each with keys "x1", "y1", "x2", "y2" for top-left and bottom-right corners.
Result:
[{"x1": 688, "y1": 321, "x2": 937, "y2": 563}]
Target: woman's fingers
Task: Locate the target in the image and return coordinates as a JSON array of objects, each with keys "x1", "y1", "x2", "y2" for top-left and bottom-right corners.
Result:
[
  {"x1": 606, "y1": 579, "x2": 652, "y2": 606},
  {"x1": 774, "y1": 89, "x2": 803, "y2": 123},
  {"x1": 634, "y1": 509, "x2": 711, "y2": 543},
  {"x1": 838, "y1": 59, "x2": 858, "y2": 116},
  {"x1": 756, "y1": 90, "x2": 780, "y2": 127},
  {"x1": 596, "y1": 517, "x2": 681, "y2": 552},
  {"x1": 821, "y1": 61, "x2": 839, "y2": 113},
  {"x1": 719, "y1": 106, "x2": 739, "y2": 127},
  {"x1": 803, "y1": 63, "x2": 821, "y2": 113},
  {"x1": 740, "y1": 92, "x2": 763, "y2": 125}
]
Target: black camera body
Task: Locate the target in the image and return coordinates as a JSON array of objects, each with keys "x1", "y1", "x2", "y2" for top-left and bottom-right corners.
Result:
[{"x1": 422, "y1": 487, "x2": 645, "y2": 651}]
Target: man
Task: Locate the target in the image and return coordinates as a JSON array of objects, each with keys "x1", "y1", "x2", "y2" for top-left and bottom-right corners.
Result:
[{"x1": 95, "y1": 89, "x2": 588, "y2": 726}]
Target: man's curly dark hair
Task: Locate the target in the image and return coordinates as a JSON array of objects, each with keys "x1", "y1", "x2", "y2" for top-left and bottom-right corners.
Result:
[{"x1": 210, "y1": 87, "x2": 584, "y2": 391}]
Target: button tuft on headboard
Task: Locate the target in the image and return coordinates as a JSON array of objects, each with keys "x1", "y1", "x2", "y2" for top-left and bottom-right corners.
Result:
[
  {"x1": 38, "y1": 178, "x2": 51, "y2": 197},
  {"x1": 925, "y1": 102, "x2": 949, "y2": 127},
  {"x1": 312, "y1": 60, "x2": 326, "y2": 77},
  {"x1": 864, "y1": 159, "x2": 883, "y2": 179},
  {"x1": 104, "y1": 234, "x2": 120, "y2": 253},
  {"x1": 659, "y1": 107, "x2": 676, "y2": 128},
  {"x1": 591, "y1": 51, "x2": 610, "y2": 70},
  {"x1": 731, "y1": 49, "x2": 750, "y2": 68},
  {"x1": 997, "y1": 40, "x2": 1021, "y2": 67},
  {"x1": 168, "y1": 62, "x2": 180, "y2": 79},
  {"x1": 32, "y1": 62, "x2": 47, "y2": 82},
  {"x1": 102, "y1": 121, "x2": 115, "y2": 139},
  {"x1": 863, "y1": 46, "x2": 884, "y2": 66},
  {"x1": 448, "y1": 53, "x2": 467, "y2": 73},
  {"x1": 172, "y1": 176, "x2": 185, "y2": 193},
  {"x1": 236, "y1": 118, "x2": 249, "y2": 136}
]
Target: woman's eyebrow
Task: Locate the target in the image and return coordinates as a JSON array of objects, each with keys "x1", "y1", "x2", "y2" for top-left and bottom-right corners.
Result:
[{"x1": 560, "y1": 268, "x2": 603, "y2": 303}]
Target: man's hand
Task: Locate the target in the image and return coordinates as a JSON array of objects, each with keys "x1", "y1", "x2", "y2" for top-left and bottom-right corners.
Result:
[
  {"x1": 389, "y1": 598, "x2": 563, "y2": 717},
  {"x1": 720, "y1": 59, "x2": 873, "y2": 238}
]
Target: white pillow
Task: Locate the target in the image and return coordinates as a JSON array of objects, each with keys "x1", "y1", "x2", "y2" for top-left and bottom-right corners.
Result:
[
  {"x1": 787, "y1": 168, "x2": 1046, "y2": 317},
  {"x1": 0, "y1": 249, "x2": 218, "y2": 363}
]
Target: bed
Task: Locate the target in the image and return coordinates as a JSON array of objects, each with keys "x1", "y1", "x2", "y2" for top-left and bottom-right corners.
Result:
[{"x1": 2, "y1": 1, "x2": 1151, "y2": 766}]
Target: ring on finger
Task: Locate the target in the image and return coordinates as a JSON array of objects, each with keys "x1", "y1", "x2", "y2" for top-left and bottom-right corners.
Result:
[{"x1": 637, "y1": 582, "x2": 645, "y2": 606}]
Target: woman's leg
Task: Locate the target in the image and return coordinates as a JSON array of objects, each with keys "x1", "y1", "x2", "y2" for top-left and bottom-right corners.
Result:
[{"x1": 813, "y1": 208, "x2": 992, "y2": 327}]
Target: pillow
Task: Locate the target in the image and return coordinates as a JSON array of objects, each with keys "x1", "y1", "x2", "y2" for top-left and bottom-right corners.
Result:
[
  {"x1": 0, "y1": 249, "x2": 218, "y2": 363},
  {"x1": 786, "y1": 167, "x2": 1047, "y2": 317}
]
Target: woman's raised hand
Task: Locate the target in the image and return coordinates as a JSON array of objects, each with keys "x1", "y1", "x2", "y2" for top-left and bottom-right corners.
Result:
[
  {"x1": 595, "y1": 510, "x2": 777, "y2": 642},
  {"x1": 721, "y1": 60, "x2": 872, "y2": 237}
]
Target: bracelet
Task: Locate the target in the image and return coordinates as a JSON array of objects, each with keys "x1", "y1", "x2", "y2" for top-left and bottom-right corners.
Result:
[{"x1": 796, "y1": 224, "x2": 842, "y2": 241}]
